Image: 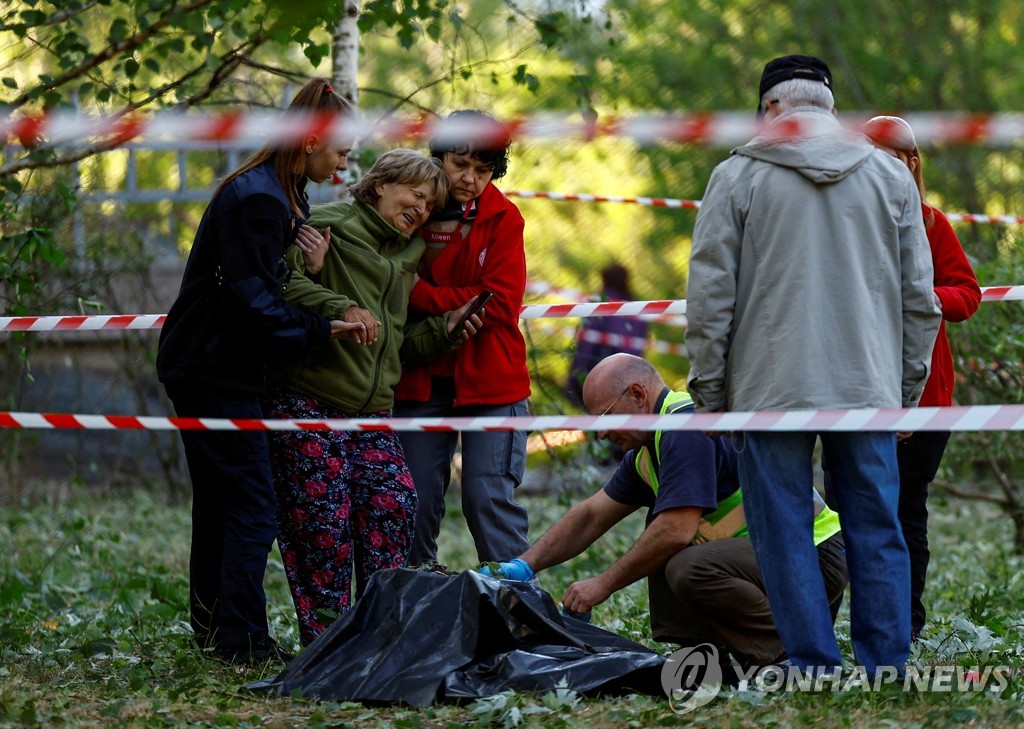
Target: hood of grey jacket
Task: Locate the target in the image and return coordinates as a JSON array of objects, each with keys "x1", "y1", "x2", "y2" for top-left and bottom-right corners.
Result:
[{"x1": 733, "y1": 107, "x2": 875, "y2": 185}]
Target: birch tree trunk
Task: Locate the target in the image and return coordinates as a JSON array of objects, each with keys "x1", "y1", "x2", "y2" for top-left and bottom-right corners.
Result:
[{"x1": 331, "y1": 0, "x2": 361, "y2": 107}]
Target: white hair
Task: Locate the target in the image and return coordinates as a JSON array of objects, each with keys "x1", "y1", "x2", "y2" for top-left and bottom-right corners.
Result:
[{"x1": 760, "y1": 78, "x2": 834, "y2": 114}]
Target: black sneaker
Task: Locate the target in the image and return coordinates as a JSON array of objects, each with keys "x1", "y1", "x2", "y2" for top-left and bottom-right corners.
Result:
[
  {"x1": 254, "y1": 637, "x2": 295, "y2": 664},
  {"x1": 210, "y1": 637, "x2": 294, "y2": 666},
  {"x1": 410, "y1": 560, "x2": 455, "y2": 576}
]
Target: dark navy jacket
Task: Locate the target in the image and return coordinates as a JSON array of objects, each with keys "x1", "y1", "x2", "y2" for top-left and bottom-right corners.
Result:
[{"x1": 157, "y1": 159, "x2": 330, "y2": 397}]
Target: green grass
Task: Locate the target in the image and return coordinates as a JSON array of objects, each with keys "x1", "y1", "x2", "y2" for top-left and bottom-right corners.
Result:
[{"x1": 2, "y1": 482, "x2": 1024, "y2": 728}]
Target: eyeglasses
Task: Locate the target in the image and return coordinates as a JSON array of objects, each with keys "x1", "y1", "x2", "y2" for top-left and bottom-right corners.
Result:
[{"x1": 596, "y1": 386, "x2": 631, "y2": 417}]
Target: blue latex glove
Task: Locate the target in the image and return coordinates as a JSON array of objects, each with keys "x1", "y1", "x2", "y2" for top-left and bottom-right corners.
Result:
[
  {"x1": 479, "y1": 558, "x2": 535, "y2": 581},
  {"x1": 563, "y1": 608, "x2": 592, "y2": 623}
]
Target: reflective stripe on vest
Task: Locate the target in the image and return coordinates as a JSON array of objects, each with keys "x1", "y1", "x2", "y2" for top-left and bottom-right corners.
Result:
[
  {"x1": 633, "y1": 390, "x2": 694, "y2": 498},
  {"x1": 691, "y1": 487, "x2": 747, "y2": 543},
  {"x1": 633, "y1": 390, "x2": 841, "y2": 546}
]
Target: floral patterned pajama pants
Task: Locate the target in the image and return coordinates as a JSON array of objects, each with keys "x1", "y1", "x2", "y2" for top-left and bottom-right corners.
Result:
[{"x1": 267, "y1": 390, "x2": 417, "y2": 646}]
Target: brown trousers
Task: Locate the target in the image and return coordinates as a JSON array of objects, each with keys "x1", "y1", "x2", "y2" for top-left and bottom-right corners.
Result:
[{"x1": 649, "y1": 532, "x2": 848, "y2": 667}]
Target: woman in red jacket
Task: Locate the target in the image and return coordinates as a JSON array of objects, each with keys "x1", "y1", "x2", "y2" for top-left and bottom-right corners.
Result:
[
  {"x1": 395, "y1": 110, "x2": 532, "y2": 566},
  {"x1": 864, "y1": 116, "x2": 982, "y2": 640}
]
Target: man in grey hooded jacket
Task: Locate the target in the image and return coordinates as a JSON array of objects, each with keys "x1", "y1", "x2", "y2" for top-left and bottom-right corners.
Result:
[{"x1": 685, "y1": 55, "x2": 941, "y2": 677}]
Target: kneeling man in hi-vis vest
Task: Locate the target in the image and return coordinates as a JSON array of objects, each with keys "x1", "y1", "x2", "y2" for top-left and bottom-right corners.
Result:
[{"x1": 481, "y1": 353, "x2": 848, "y2": 670}]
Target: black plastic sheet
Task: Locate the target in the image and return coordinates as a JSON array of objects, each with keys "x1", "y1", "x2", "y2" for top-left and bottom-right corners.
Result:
[{"x1": 250, "y1": 568, "x2": 666, "y2": 706}]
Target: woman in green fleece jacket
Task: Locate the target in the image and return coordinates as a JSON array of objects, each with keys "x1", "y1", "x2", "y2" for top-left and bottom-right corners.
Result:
[{"x1": 265, "y1": 149, "x2": 463, "y2": 646}]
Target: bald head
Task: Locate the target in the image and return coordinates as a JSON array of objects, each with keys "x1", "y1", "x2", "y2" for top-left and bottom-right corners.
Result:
[{"x1": 582, "y1": 354, "x2": 665, "y2": 416}]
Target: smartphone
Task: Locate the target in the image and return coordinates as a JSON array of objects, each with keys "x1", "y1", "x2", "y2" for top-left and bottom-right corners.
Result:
[{"x1": 449, "y1": 290, "x2": 494, "y2": 339}]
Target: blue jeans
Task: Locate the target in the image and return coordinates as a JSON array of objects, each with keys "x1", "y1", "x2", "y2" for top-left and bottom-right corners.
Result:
[
  {"x1": 395, "y1": 376, "x2": 531, "y2": 564},
  {"x1": 735, "y1": 431, "x2": 910, "y2": 675}
]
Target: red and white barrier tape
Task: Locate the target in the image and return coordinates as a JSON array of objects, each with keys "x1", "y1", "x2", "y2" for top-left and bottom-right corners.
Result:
[
  {"x1": 576, "y1": 327, "x2": 651, "y2": 353},
  {"x1": 505, "y1": 190, "x2": 1024, "y2": 226},
  {"x1": 646, "y1": 340, "x2": 687, "y2": 357},
  {"x1": 524, "y1": 281, "x2": 688, "y2": 327},
  {"x1": 7, "y1": 110, "x2": 1024, "y2": 148},
  {"x1": 2, "y1": 405, "x2": 1023, "y2": 432},
  {"x1": 507, "y1": 190, "x2": 703, "y2": 211},
  {"x1": 0, "y1": 314, "x2": 166, "y2": 332},
  {"x1": 945, "y1": 213, "x2": 1024, "y2": 225},
  {"x1": 2, "y1": 287, "x2": 1021, "y2": 333},
  {"x1": 977, "y1": 286, "x2": 1024, "y2": 302},
  {"x1": 520, "y1": 299, "x2": 688, "y2": 322},
  {"x1": 531, "y1": 321, "x2": 688, "y2": 357},
  {"x1": 521, "y1": 299, "x2": 685, "y2": 320},
  {"x1": 0, "y1": 301, "x2": 689, "y2": 332}
]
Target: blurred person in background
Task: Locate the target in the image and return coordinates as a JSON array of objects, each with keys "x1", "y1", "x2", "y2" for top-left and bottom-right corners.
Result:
[
  {"x1": 566, "y1": 262, "x2": 650, "y2": 461},
  {"x1": 565, "y1": 263, "x2": 649, "y2": 410}
]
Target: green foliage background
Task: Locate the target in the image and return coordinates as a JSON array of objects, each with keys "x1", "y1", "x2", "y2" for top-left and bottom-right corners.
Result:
[
  {"x1": 1, "y1": 1, "x2": 1023, "y2": 495},
  {"x1": 3, "y1": 2, "x2": 1024, "y2": 722}
]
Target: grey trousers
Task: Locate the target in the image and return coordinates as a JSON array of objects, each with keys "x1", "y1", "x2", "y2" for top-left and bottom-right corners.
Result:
[
  {"x1": 650, "y1": 532, "x2": 848, "y2": 667},
  {"x1": 395, "y1": 376, "x2": 531, "y2": 564}
]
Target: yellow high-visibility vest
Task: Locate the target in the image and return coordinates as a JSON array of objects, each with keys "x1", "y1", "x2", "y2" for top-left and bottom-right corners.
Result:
[{"x1": 633, "y1": 390, "x2": 841, "y2": 545}]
